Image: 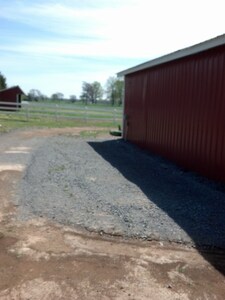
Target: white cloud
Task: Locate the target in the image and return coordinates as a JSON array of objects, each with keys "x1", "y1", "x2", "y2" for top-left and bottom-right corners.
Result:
[
  {"x1": 1, "y1": 0, "x2": 225, "y2": 59},
  {"x1": 0, "y1": 0, "x2": 225, "y2": 96}
]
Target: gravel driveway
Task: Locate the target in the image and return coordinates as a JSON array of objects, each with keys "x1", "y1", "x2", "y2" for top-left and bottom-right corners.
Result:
[{"x1": 16, "y1": 135, "x2": 225, "y2": 249}]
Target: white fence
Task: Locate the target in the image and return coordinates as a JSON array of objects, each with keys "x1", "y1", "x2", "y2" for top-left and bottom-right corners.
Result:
[{"x1": 0, "y1": 101, "x2": 122, "y2": 124}]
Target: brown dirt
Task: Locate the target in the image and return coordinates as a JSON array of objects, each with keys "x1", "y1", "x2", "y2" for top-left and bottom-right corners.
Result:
[{"x1": 0, "y1": 127, "x2": 225, "y2": 300}]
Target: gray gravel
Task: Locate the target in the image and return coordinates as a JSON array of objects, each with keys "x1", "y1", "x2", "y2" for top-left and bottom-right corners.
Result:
[{"x1": 17, "y1": 136, "x2": 225, "y2": 248}]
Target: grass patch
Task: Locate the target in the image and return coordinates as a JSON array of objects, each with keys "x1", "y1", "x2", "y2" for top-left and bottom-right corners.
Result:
[
  {"x1": 0, "y1": 113, "x2": 121, "y2": 134},
  {"x1": 48, "y1": 165, "x2": 66, "y2": 174},
  {"x1": 79, "y1": 129, "x2": 109, "y2": 138}
]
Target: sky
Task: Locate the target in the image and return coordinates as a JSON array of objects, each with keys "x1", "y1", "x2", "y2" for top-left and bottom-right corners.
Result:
[{"x1": 0, "y1": 0, "x2": 224, "y2": 98}]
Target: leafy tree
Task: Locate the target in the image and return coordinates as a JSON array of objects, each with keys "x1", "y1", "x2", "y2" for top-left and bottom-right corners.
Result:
[
  {"x1": 0, "y1": 72, "x2": 7, "y2": 90},
  {"x1": 27, "y1": 89, "x2": 44, "y2": 101},
  {"x1": 105, "y1": 76, "x2": 124, "y2": 106},
  {"x1": 81, "y1": 81, "x2": 103, "y2": 104}
]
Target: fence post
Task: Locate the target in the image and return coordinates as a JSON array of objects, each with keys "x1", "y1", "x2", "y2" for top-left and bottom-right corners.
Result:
[
  {"x1": 85, "y1": 106, "x2": 88, "y2": 123},
  {"x1": 26, "y1": 104, "x2": 29, "y2": 121},
  {"x1": 113, "y1": 108, "x2": 117, "y2": 124},
  {"x1": 55, "y1": 104, "x2": 58, "y2": 121}
]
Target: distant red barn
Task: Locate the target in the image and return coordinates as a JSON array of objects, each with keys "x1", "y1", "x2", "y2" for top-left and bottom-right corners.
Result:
[
  {"x1": 118, "y1": 34, "x2": 225, "y2": 183},
  {"x1": 0, "y1": 86, "x2": 25, "y2": 110}
]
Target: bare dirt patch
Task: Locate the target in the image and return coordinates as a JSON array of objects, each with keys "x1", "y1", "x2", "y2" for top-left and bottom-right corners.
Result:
[{"x1": 0, "y1": 128, "x2": 225, "y2": 299}]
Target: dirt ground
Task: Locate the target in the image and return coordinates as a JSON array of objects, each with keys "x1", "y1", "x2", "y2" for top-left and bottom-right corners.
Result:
[{"x1": 1, "y1": 128, "x2": 225, "y2": 300}]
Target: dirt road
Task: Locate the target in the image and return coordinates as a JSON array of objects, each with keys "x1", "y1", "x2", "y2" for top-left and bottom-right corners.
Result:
[{"x1": 0, "y1": 128, "x2": 225, "y2": 300}]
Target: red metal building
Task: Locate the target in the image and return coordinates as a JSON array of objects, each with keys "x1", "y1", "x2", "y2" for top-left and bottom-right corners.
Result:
[
  {"x1": 118, "y1": 34, "x2": 225, "y2": 183},
  {"x1": 0, "y1": 86, "x2": 25, "y2": 110}
]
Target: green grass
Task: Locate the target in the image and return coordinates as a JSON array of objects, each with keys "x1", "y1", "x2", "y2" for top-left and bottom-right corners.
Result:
[
  {"x1": 0, "y1": 101, "x2": 122, "y2": 134},
  {"x1": 25, "y1": 100, "x2": 123, "y2": 112},
  {"x1": 6, "y1": 102, "x2": 121, "y2": 123},
  {"x1": 36, "y1": 99, "x2": 123, "y2": 108},
  {"x1": 18, "y1": 104, "x2": 122, "y2": 120},
  {"x1": 0, "y1": 113, "x2": 122, "y2": 134}
]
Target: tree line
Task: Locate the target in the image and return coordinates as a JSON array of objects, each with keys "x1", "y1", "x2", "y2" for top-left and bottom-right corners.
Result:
[
  {"x1": 0, "y1": 72, "x2": 124, "y2": 105},
  {"x1": 27, "y1": 76, "x2": 123, "y2": 106},
  {"x1": 0, "y1": 72, "x2": 7, "y2": 90},
  {"x1": 28, "y1": 76, "x2": 123, "y2": 106},
  {"x1": 0, "y1": 72, "x2": 124, "y2": 106}
]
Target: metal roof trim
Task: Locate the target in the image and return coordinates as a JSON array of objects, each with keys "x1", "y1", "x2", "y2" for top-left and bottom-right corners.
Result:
[{"x1": 117, "y1": 34, "x2": 225, "y2": 76}]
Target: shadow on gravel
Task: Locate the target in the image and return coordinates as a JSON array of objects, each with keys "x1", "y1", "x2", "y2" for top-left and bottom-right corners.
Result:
[{"x1": 88, "y1": 139, "x2": 225, "y2": 276}]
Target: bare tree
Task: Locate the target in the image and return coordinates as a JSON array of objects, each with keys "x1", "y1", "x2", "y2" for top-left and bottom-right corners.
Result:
[
  {"x1": 27, "y1": 89, "x2": 44, "y2": 101},
  {"x1": 105, "y1": 76, "x2": 124, "y2": 106},
  {"x1": 81, "y1": 81, "x2": 103, "y2": 104},
  {"x1": 69, "y1": 95, "x2": 77, "y2": 103},
  {"x1": 51, "y1": 92, "x2": 64, "y2": 101},
  {"x1": 92, "y1": 81, "x2": 103, "y2": 103}
]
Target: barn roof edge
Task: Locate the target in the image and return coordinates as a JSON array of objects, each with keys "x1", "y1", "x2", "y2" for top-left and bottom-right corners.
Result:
[{"x1": 0, "y1": 85, "x2": 26, "y2": 95}]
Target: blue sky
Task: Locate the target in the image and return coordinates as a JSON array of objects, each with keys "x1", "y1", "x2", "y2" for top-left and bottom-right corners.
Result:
[{"x1": 0, "y1": 0, "x2": 224, "y2": 98}]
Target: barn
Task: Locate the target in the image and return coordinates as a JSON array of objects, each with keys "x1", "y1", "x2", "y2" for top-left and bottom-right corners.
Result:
[
  {"x1": 0, "y1": 86, "x2": 25, "y2": 110},
  {"x1": 118, "y1": 34, "x2": 225, "y2": 183}
]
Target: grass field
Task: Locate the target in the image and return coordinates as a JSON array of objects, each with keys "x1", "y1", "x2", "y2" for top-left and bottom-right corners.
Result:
[{"x1": 0, "y1": 101, "x2": 123, "y2": 134}]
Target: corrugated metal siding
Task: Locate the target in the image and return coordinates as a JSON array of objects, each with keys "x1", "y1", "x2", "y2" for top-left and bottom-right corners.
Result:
[{"x1": 124, "y1": 45, "x2": 225, "y2": 183}]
